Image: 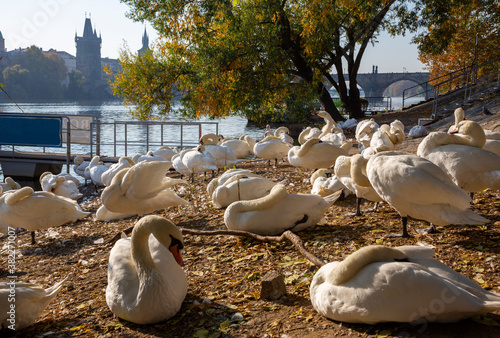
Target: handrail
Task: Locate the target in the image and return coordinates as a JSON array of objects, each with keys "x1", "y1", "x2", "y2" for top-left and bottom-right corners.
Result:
[{"x1": 402, "y1": 56, "x2": 500, "y2": 109}]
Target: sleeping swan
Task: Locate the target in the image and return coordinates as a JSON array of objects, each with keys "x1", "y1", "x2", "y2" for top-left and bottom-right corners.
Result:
[
  {"x1": 310, "y1": 245, "x2": 500, "y2": 324},
  {"x1": 106, "y1": 215, "x2": 187, "y2": 324},
  {"x1": 224, "y1": 184, "x2": 341, "y2": 235},
  {"x1": 0, "y1": 278, "x2": 66, "y2": 330}
]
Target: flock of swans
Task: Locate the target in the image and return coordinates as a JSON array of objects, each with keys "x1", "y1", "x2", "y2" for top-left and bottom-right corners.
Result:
[{"x1": 1, "y1": 107, "x2": 500, "y2": 330}]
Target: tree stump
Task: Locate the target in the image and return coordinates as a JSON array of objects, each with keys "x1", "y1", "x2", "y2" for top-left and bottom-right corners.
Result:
[{"x1": 260, "y1": 271, "x2": 286, "y2": 300}]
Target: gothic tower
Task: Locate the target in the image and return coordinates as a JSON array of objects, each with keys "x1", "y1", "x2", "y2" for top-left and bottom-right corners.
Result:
[
  {"x1": 138, "y1": 27, "x2": 149, "y2": 55},
  {"x1": 0, "y1": 30, "x2": 5, "y2": 52},
  {"x1": 75, "y1": 15, "x2": 102, "y2": 82}
]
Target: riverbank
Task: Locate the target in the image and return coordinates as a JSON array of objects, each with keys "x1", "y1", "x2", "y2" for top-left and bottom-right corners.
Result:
[{"x1": 2, "y1": 98, "x2": 500, "y2": 337}]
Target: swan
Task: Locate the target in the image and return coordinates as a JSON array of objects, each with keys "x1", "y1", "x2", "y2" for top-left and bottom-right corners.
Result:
[
  {"x1": 409, "y1": 124, "x2": 428, "y2": 138},
  {"x1": 362, "y1": 120, "x2": 405, "y2": 156},
  {"x1": 316, "y1": 111, "x2": 347, "y2": 147},
  {"x1": 39, "y1": 171, "x2": 82, "y2": 200},
  {"x1": 417, "y1": 120, "x2": 500, "y2": 194},
  {"x1": 0, "y1": 177, "x2": 21, "y2": 192},
  {"x1": 448, "y1": 107, "x2": 500, "y2": 156},
  {"x1": 101, "y1": 160, "x2": 189, "y2": 216},
  {"x1": 212, "y1": 175, "x2": 277, "y2": 208},
  {"x1": 310, "y1": 169, "x2": 349, "y2": 198},
  {"x1": 133, "y1": 151, "x2": 170, "y2": 164},
  {"x1": 0, "y1": 278, "x2": 66, "y2": 330},
  {"x1": 199, "y1": 134, "x2": 237, "y2": 169},
  {"x1": 171, "y1": 148, "x2": 194, "y2": 177},
  {"x1": 84, "y1": 155, "x2": 111, "y2": 187},
  {"x1": 253, "y1": 135, "x2": 291, "y2": 167},
  {"x1": 207, "y1": 169, "x2": 262, "y2": 196},
  {"x1": 106, "y1": 215, "x2": 187, "y2": 324},
  {"x1": 219, "y1": 135, "x2": 256, "y2": 159},
  {"x1": 274, "y1": 126, "x2": 294, "y2": 145},
  {"x1": 73, "y1": 156, "x2": 91, "y2": 179},
  {"x1": 355, "y1": 118, "x2": 379, "y2": 151},
  {"x1": 0, "y1": 186, "x2": 89, "y2": 243},
  {"x1": 334, "y1": 155, "x2": 382, "y2": 216},
  {"x1": 361, "y1": 151, "x2": 489, "y2": 237},
  {"x1": 310, "y1": 245, "x2": 500, "y2": 324},
  {"x1": 180, "y1": 145, "x2": 218, "y2": 180},
  {"x1": 224, "y1": 184, "x2": 341, "y2": 235},
  {"x1": 288, "y1": 138, "x2": 349, "y2": 170},
  {"x1": 153, "y1": 145, "x2": 178, "y2": 161},
  {"x1": 101, "y1": 156, "x2": 136, "y2": 187}
]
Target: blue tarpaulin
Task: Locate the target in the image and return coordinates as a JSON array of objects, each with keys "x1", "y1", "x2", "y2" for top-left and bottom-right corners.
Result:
[{"x1": 0, "y1": 115, "x2": 63, "y2": 147}]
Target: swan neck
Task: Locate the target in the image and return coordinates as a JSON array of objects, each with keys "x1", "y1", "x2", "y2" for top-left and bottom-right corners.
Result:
[
  {"x1": 297, "y1": 139, "x2": 318, "y2": 157},
  {"x1": 327, "y1": 246, "x2": 407, "y2": 285},
  {"x1": 130, "y1": 222, "x2": 157, "y2": 276},
  {"x1": 318, "y1": 113, "x2": 334, "y2": 139},
  {"x1": 350, "y1": 155, "x2": 371, "y2": 187},
  {"x1": 298, "y1": 128, "x2": 310, "y2": 145},
  {"x1": 232, "y1": 185, "x2": 287, "y2": 212}
]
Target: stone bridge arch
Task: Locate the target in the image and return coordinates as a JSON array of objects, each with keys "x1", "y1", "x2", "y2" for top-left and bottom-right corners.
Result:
[{"x1": 330, "y1": 72, "x2": 432, "y2": 99}]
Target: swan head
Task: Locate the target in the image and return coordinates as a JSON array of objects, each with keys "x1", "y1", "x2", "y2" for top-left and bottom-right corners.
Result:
[
  {"x1": 200, "y1": 133, "x2": 218, "y2": 146},
  {"x1": 310, "y1": 169, "x2": 331, "y2": 185},
  {"x1": 134, "y1": 215, "x2": 185, "y2": 267},
  {"x1": 197, "y1": 145, "x2": 206, "y2": 153},
  {"x1": 449, "y1": 120, "x2": 486, "y2": 148},
  {"x1": 74, "y1": 156, "x2": 84, "y2": 166}
]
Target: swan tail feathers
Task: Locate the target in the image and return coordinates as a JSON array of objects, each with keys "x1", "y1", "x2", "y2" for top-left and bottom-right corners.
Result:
[
  {"x1": 323, "y1": 190, "x2": 342, "y2": 205},
  {"x1": 459, "y1": 210, "x2": 490, "y2": 225},
  {"x1": 45, "y1": 277, "x2": 68, "y2": 298}
]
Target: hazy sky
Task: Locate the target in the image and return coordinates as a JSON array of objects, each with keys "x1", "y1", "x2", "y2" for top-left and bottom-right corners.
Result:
[{"x1": 0, "y1": 0, "x2": 426, "y2": 73}]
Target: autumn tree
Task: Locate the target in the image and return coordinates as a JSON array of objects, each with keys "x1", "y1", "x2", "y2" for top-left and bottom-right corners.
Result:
[{"x1": 414, "y1": 0, "x2": 500, "y2": 86}]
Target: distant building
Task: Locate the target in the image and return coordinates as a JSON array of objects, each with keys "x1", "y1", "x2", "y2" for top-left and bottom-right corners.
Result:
[
  {"x1": 138, "y1": 27, "x2": 149, "y2": 55},
  {"x1": 0, "y1": 30, "x2": 5, "y2": 52},
  {"x1": 75, "y1": 15, "x2": 102, "y2": 83}
]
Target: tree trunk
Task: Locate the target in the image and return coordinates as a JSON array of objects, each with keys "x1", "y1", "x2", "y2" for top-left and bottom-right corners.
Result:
[{"x1": 317, "y1": 85, "x2": 345, "y2": 121}]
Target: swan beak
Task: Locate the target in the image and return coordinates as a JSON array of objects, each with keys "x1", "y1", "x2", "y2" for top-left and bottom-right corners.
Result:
[
  {"x1": 448, "y1": 126, "x2": 459, "y2": 134},
  {"x1": 170, "y1": 244, "x2": 184, "y2": 266}
]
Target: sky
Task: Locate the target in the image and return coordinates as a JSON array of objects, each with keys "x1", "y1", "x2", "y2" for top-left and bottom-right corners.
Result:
[{"x1": 0, "y1": 0, "x2": 426, "y2": 74}]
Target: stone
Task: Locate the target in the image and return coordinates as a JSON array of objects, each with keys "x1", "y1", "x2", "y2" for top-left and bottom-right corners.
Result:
[{"x1": 260, "y1": 271, "x2": 286, "y2": 300}]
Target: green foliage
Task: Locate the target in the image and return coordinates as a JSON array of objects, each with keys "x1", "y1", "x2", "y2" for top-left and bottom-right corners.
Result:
[{"x1": 1, "y1": 46, "x2": 67, "y2": 100}]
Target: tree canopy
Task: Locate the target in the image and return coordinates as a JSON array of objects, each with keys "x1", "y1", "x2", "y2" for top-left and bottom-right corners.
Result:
[{"x1": 114, "y1": 0, "x2": 498, "y2": 123}]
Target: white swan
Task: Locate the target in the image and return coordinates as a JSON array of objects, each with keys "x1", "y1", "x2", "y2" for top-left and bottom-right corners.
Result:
[
  {"x1": 316, "y1": 111, "x2": 347, "y2": 147},
  {"x1": 310, "y1": 245, "x2": 500, "y2": 324},
  {"x1": 219, "y1": 135, "x2": 256, "y2": 159},
  {"x1": 334, "y1": 155, "x2": 382, "y2": 216},
  {"x1": 84, "y1": 155, "x2": 111, "y2": 187},
  {"x1": 355, "y1": 118, "x2": 379, "y2": 151},
  {"x1": 274, "y1": 126, "x2": 294, "y2": 145},
  {"x1": 153, "y1": 145, "x2": 178, "y2": 161},
  {"x1": 39, "y1": 171, "x2": 82, "y2": 200},
  {"x1": 101, "y1": 156, "x2": 136, "y2": 187},
  {"x1": 408, "y1": 124, "x2": 428, "y2": 138},
  {"x1": 224, "y1": 184, "x2": 340, "y2": 235},
  {"x1": 106, "y1": 215, "x2": 187, "y2": 324},
  {"x1": 310, "y1": 169, "x2": 348, "y2": 198},
  {"x1": 200, "y1": 134, "x2": 237, "y2": 169},
  {"x1": 207, "y1": 169, "x2": 263, "y2": 196},
  {"x1": 0, "y1": 186, "x2": 89, "y2": 243},
  {"x1": 212, "y1": 175, "x2": 277, "y2": 209},
  {"x1": 133, "y1": 151, "x2": 170, "y2": 164},
  {"x1": 417, "y1": 120, "x2": 500, "y2": 194},
  {"x1": 101, "y1": 160, "x2": 189, "y2": 216},
  {"x1": 288, "y1": 138, "x2": 349, "y2": 170},
  {"x1": 73, "y1": 156, "x2": 91, "y2": 179},
  {"x1": 253, "y1": 135, "x2": 291, "y2": 167},
  {"x1": 0, "y1": 278, "x2": 66, "y2": 330},
  {"x1": 171, "y1": 148, "x2": 194, "y2": 177},
  {"x1": 363, "y1": 151, "x2": 489, "y2": 237},
  {"x1": 0, "y1": 177, "x2": 21, "y2": 192},
  {"x1": 448, "y1": 107, "x2": 500, "y2": 156},
  {"x1": 362, "y1": 120, "x2": 405, "y2": 156},
  {"x1": 181, "y1": 145, "x2": 218, "y2": 179}
]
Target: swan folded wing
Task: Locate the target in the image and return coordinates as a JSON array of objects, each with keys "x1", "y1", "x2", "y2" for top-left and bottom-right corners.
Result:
[{"x1": 124, "y1": 161, "x2": 171, "y2": 199}]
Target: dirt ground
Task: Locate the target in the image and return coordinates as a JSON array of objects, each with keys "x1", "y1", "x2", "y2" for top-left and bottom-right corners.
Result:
[{"x1": 1, "y1": 93, "x2": 500, "y2": 337}]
